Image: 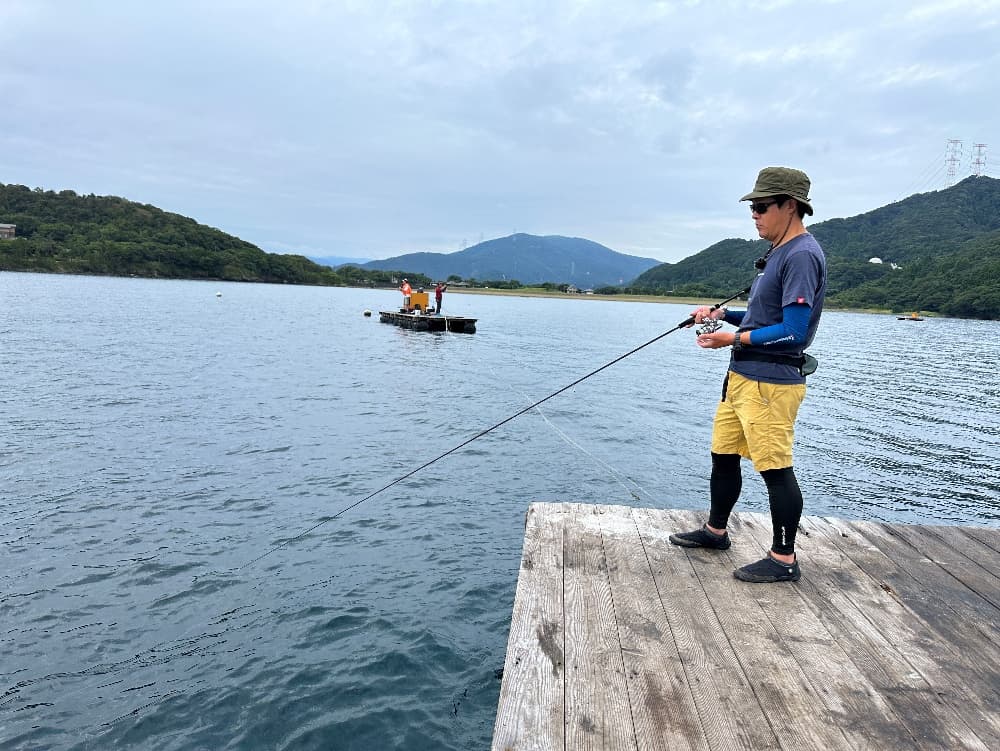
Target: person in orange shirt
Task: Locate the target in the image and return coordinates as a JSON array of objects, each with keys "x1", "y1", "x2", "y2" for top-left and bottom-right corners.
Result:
[{"x1": 399, "y1": 278, "x2": 412, "y2": 310}]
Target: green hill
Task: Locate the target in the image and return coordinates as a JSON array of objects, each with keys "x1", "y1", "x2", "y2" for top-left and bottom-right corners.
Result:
[
  {"x1": 0, "y1": 184, "x2": 345, "y2": 285},
  {"x1": 631, "y1": 176, "x2": 1000, "y2": 319}
]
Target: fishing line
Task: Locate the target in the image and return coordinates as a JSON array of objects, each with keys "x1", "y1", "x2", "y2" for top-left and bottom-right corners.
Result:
[
  {"x1": 0, "y1": 294, "x2": 750, "y2": 726},
  {"x1": 4, "y1": 295, "x2": 750, "y2": 737},
  {"x1": 6, "y1": 290, "x2": 755, "y2": 735},
  {"x1": 513, "y1": 384, "x2": 650, "y2": 503},
  {"x1": 241, "y1": 287, "x2": 750, "y2": 569}
]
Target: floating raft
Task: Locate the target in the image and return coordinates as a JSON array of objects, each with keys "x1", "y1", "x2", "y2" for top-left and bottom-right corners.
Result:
[
  {"x1": 493, "y1": 502, "x2": 1000, "y2": 750},
  {"x1": 378, "y1": 310, "x2": 477, "y2": 333}
]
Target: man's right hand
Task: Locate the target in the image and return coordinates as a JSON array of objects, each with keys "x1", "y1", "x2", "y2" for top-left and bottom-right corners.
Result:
[{"x1": 691, "y1": 305, "x2": 722, "y2": 324}]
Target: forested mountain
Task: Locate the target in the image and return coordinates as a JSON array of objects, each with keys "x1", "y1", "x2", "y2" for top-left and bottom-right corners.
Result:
[
  {"x1": 359, "y1": 233, "x2": 661, "y2": 288},
  {"x1": 0, "y1": 184, "x2": 346, "y2": 285},
  {"x1": 632, "y1": 176, "x2": 1000, "y2": 319}
]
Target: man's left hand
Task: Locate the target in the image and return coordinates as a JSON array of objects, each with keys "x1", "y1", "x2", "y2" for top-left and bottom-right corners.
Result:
[{"x1": 697, "y1": 331, "x2": 736, "y2": 349}]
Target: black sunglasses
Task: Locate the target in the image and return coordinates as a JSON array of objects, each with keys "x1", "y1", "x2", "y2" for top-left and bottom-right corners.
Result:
[{"x1": 749, "y1": 200, "x2": 779, "y2": 214}]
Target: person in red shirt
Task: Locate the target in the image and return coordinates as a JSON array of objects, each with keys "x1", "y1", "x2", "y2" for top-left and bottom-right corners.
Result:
[
  {"x1": 399, "y1": 278, "x2": 412, "y2": 310},
  {"x1": 434, "y1": 281, "x2": 447, "y2": 314}
]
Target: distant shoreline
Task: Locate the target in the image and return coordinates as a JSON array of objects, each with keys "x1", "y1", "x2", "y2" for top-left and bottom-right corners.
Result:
[
  {"x1": 447, "y1": 287, "x2": 705, "y2": 305},
  {"x1": 443, "y1": 286, "x2": 896, "y2": 314},
  {"x1": 0, "y1": 270, "x2": 902, "y2": 315}
]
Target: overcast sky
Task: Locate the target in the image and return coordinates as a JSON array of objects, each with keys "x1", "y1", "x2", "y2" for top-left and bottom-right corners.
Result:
[{"x1": 1, "y1": 1, "x2": 997, "y2": 263}]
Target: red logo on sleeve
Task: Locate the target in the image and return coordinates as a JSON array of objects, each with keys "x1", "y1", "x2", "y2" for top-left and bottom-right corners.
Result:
[{"x1": 796, "y1": 296, "x2": 805, "y2": 304}]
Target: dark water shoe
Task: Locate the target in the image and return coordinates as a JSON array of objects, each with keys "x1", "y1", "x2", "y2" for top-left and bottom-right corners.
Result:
[
  {"x1": 734, "y1": 554, "x2": 800, "y2": 583},
  {"x1": 669, "y1": 525, "x2": 731, "y2": 550}
]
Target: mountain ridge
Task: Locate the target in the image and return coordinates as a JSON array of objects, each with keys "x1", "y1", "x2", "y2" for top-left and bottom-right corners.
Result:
[{"x1": 356, "y1": 233, "x2": 661, "y2": 288}]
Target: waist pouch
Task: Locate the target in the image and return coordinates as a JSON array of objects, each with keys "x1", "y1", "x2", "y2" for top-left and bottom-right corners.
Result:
[{"x1": 731, "y1": 349, "x2": 818, "y2": 376}]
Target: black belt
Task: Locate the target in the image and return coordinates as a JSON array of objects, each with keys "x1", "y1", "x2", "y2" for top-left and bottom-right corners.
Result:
[{"x1": 731, "y1": 349, "x2": 806, "y2": 368}]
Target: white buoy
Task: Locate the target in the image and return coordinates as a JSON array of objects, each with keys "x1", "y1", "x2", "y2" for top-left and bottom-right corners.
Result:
[{"x1": 216, "y1": 292, "x2": 222, "y2": 297}]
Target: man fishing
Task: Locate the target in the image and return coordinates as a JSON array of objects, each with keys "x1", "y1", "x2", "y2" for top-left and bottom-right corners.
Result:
[{"x1": 669, "y1": 166, "x2": 827, "y2": 583}]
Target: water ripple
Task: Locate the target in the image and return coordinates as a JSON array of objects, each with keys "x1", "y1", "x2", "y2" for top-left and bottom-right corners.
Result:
[{"x1": 1, "y1": 275, "x2": 997, "y2": 749}]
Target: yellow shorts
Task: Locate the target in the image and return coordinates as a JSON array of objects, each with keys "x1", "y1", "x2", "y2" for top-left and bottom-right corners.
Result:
[{"x1": 711, "y1": 371, "x2": 806, "y2": 472}]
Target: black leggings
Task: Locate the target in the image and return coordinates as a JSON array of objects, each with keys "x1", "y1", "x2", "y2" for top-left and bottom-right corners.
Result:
[{"x1": 707, "y1": 452, "x2": 803, "y2": 556}]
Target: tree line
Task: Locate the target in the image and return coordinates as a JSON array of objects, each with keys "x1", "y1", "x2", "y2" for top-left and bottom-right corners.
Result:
[{"x1": 3, "y1": 178, "x2": 998, "y2": 318}]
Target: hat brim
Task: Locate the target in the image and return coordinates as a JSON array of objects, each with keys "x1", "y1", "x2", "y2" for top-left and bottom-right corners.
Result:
[{"x1": 740, "y1": 190, "x2": 813, "y2": 215}]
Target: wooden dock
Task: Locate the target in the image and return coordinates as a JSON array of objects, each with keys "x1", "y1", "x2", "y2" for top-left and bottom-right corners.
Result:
[
  {"x1": 493, "y1": 502, "x2": 1000, "y2": 750},
  {"x1": 378, "y1": 310, "x2": 477, "y2": 333}
]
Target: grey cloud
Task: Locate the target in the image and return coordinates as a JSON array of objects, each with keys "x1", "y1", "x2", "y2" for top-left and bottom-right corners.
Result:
[{"x1": 0, "y1": 0, "x2": 996, "y2": 262}]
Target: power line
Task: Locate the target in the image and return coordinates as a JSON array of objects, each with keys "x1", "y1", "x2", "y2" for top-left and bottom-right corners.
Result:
[{"x1": 895, "y1": 156, "x2": 946, "y2": 202}]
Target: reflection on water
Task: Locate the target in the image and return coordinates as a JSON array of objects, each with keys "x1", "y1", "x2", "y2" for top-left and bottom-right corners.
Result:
[{"x1": 1, "y1": 273, "x2": 998, "y2": 750}]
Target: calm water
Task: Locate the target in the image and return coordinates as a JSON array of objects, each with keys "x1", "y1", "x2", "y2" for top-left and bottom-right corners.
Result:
[{"x1": 2, "y1": 273, "x2": 998, "y2": 750}]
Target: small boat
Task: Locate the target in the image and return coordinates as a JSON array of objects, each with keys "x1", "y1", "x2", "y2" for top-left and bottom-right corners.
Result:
[
  {"x1": 897, "y1": 312, "x2": 924, "y2": 321},
  {"x1": 378, "y1": 289, "x2": 477, "y2": 333},
  {"x1": 378, "y1": 309, "x2": 477, "y2": 333}
]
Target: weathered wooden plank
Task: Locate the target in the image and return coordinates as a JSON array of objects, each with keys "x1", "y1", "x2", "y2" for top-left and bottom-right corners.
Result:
[
  {"x1": 562, "y1": 503, "x2": 635, "y2": 750},
  {"x1": 594, "y1": 506, "x2": 710, "y2": 751},
  {"x1": 844, "y1": 519, "x2": 1000, "y2": 654},
  {"x1": 960, "y1": 525, "x2": 1000, "y2": 554},
  {"x1": 633, "y1": 508, "x2": 780, "y2": 751},
  {"x1": 902, "y1": 524, "x2": 1000, "y2": 600},
  {"x1": 492, "y1": 503, "x2": 566, "y2": 751},
  {"x1": 746, "y1": 515, "x2": 993, "y2": 750},
  {"x1": 808, "y1": 516, "x2": 998, "y2": 749},
  {"x1": 947, "y1": 527, "x2": 1000, "y2": 584},
  {"x1": 812, "y1": 516, "x2": 1000, "y2": 745},
  {"x1": 494, "y1": 505, "x2": 1000, "y2": 751},
  {"x1": 648, "y1": 508, "x2": 851, "y2": 749},
  {"x1": 718, "y1": 512, "x2": 915, "y2": 750}
]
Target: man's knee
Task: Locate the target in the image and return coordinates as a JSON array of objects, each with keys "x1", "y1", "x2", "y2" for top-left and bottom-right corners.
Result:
[{"x1": 711, "y1": 452, "x2": 741, "y2": 472}]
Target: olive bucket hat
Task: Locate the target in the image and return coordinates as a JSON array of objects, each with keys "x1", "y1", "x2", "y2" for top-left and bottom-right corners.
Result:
[{"x1": 740, "y1": 166, "x2": 813, "y2": 215}]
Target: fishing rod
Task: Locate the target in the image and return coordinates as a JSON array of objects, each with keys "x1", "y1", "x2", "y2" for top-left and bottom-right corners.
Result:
[{"x1": 241, "y1": 286, "x2": 751, "y2": 568}]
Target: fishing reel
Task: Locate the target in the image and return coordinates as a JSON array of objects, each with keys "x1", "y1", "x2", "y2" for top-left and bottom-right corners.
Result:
[{"x1": 695, "y1": 317, "x2": 723, "y2": 335}]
